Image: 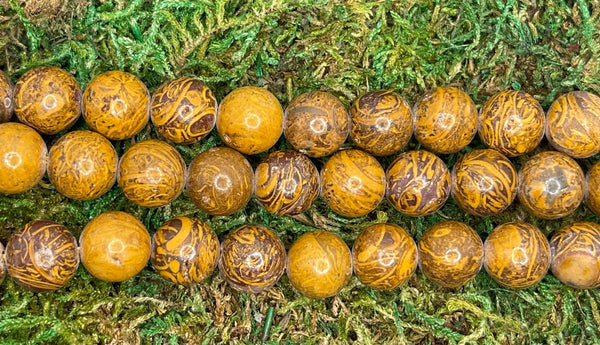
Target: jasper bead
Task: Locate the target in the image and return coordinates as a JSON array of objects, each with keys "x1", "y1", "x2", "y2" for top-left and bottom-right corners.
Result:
[{"x1": 0, "y1": 70, "x2": 13, "y2": 123}]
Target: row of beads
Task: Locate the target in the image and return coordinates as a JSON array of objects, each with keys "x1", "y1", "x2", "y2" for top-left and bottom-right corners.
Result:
[
  {"x1": 0, "y1": 211, "x2": 598, "y2": 296},
  {"x1": 0, "y1": 120, "x2": 597, "y2": 220},
  {"x1": 1, "y1": 67, "x2": 600, "y2": 159}
]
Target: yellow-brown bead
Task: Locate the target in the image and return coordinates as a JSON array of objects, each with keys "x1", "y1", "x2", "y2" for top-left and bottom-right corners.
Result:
[
  {"x1": 217, "y1": 86, "x2": 283, "y2": 155},
  {"x1": 82, "y1": 71, "x2": 150, "y2": 140},
  {"x1": 151, "y1": 77, "x2": 217, "y2": 144},
  {"x1": 321, "y1": 149, "x2": 386, "y2": 217},
  {"x1": 219, "y1": 225, "x2": 286, "y2": 293},
  {"x1": 585, "y1": 160, "x2": 600, "y2": 216},
  {"x1": 0, "y1": 122, "x2": 47, "y2": 194},
  {"x1": 352, "y1": 223, "x2": 417, "y2": 290},
  {"x1": 479, "y1": 90, "x2": 545, "y2": 157},
  {"x1": 413, "y1": 87, "x2": 478, "y2": 154},
  {"x1": 284, "y1": 91, "x2": 350, "y2": 158},
  {"x1": 13, "y1": 66, "x2": 81, "y2": 135},
  {"x1": 5, "y1": 220, "x2": 79, "y2": 292},
  {"x1": 151, "y1": 217, "x2": 219, "y2": 286},
  {"x1": 387, "y1": 150, "x2": 451, "y2": 217},
  {"x1": 546, "y1": 91, "x2": 600, "y2": 158},
  {"x1": 451, "y1": 149, "x2": 517, "y2": 216},
  {"x1": 350, "y1": 90, "x2": 413, "y2": 156},
  {"x1": 79, "y1": 211, "x2": 151, "y2": 282},
  {"x1": 48, "y1": 130, "x2": 118, "y2": 201},
  {"x1": 518, "y1": 151, "x2": 584, "y2": 219},
  {"x1": 254, "y1": 150, "x2": 319, "y2": 216},
  {"x1": 418, "y1": 221, "x2": 483, "y2": 288},
  {"x1": 550, "y1": 222, "x2": 600, "y2": 289},
  {"x1": 483, "y1": 222, "x2": 550, "y2": 289},
  {"x1": 0, "y1": 242, "x2": 5, "y2": 285},
  {"x1": 118, "y1": 139, "x2": 186, "y2": 207},
  {"x1": 287, "y1": 230, "x2": 352, "y2": 298},
  {"x1": 187, "y1": 147, "x2": 253, "y2": 216},
  {"x1": 0, "y1": 70, "x2": 13, "y2": 123}
]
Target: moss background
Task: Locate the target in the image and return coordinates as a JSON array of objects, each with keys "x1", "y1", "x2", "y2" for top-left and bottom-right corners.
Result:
[{"x1": 1, "y1": 0, "x2": 600, "y2": 344}]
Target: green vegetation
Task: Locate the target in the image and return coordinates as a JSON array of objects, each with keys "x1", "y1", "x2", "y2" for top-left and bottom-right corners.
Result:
[{"x1": 1, "y1": 0, "x2": 600, "y2": 343}]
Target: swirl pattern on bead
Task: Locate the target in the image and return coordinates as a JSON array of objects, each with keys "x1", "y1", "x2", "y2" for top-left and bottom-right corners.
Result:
[
  {"x1": 479, "y1": 90, "x2": 545, "y2": 157},
  {"x1": 387, "y1": 150, "x2": 450, "y2": 217},
  {"x1": 546, "y1": 91, "x2": 600, "y2": 158},
  {"x1": 219, "y1": 225, "x2": 286, "y2": 293},
  {"x1": 350, "y1": 90, "x2": 413, "y2": 156},
  {"x1": 151, "y1": 217, "x2": 219, "y2": 286},
  {"x1": 483, "y1": 222, "x2": 550, "y2": 289},
  {"x1": 5, "y1": 220, "x2": 79, "y2": 292},
  {"x1": 151, "y1": 77, "x2": 217, "y2": 144},
  {"x1": 451, "y1": 149, "x2": 517, "y2": 216},
  {"x1": 518, "y1": 151, "x2": 584, "y2": 219},
  {"x1": 352, "y1": 223, "x2": 417, "y2": 290},
  {"x1": 13, "y1": 66, "x2": 81, "y2": 134},
  {"x1": 284, "y1": 91, "x2": 349, "y2": 158}
]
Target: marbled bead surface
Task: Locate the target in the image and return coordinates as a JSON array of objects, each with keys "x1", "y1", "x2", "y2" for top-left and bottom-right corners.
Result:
[
  {"x1": 82, "y1": 71, "x2": 150, "y2": 140},
  {"x1": 418, "y1": 221, "x2": 483, "y2": 288},
  {"x1": 413, "y1": 87, "x2": 478, "y2": 154},
  {"x1": 546, "y1": 91, "x2": 600, "y2": 158},
  {"x1": 0, "y1": 242, "x2": 5, "y2": 285},
  {"x1": 479, "y1": 90, "x2": 545, "y2": 157},
  {"x1": 350, "y1": 90, "x2": 412, "y2": 156},
  {"x1": 550, "y1": 222, "x2": 600, "y2": 289},
  {"x1": 284, "y1": 91, "x2": 349, "y2": 158},
  {"x1": 48, "y1": 130, "x2": 118, "y2": 200},
  {"x1": 254, "y1": 150, "x2": 319, "y2": 216},
  {"x1": 13, "y1": 66, "x2": 81, "y2": 134},
  {"x1": 451, "y1": 149, "x2": 517, "y2": 216},
  {"x1": 352, "y1": 223, "x2": 417, "y2": 290},
  {"x1": 118, "y1": 139, "x2": 186, "y2": 207},
  {"x1": 151, "y1": 77, "x2": 217, "y2": 144},
  {"x1": 321, "y1": 149, "x2": 386, "y2": 218},
  {"x1": 219, "y1": 225, "x2": 286, "y2": 293},
  {"x1": 287, "y1": 230, "x2": 352, "y2": 298},
  {"x1": 585, "y1": 160, "x2": 600, "y2": 216},
  {"x1": 151, "y1": 217, "x2": 219, "y2": 286},
  {"x1": 5, "y1": 220, "x2": 79, "y2": 292},
  {"x1": 483, "y1": 222, "x2": 550, "y2": 289},
  {"x1": 518, "y1": 151, "x2": 584, "y2": 219},
  {"x1": 0, "y1": 70, "x2": 13, "y2": 123},
  {"x1": 387, "y1": 150, "x2": 450, "y2": 217}
]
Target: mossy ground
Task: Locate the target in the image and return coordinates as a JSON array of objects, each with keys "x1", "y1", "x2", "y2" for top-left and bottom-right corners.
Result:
[{"x1": 1, "y1": 0, "x2": 600, "y2": 344}]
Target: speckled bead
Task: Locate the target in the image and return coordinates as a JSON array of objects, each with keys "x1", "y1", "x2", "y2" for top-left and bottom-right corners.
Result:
[
  {"x1": 550, "y1": 222, "x2": 600, "y2": 289},
  {"x1": 451, "y1": 149, "x2": 517, "y2": 216},
  {"x1": 48, "y1": 130, "x2": 118, "y2": 200},
  {"x1": 284, "y1": 91, "x2": 350, "y2": 158},
  {"x1": 321, "y1": 149, "x2": 386, "y2": 217},
  {"x1": 13, "y1": 66, "x2": 81, "y2": 135},
  {"x1": 518, "y1": 151, "x2": 584, "y2": 219},
  {"x1": 254, "y1": 150, "x2": 319, "y2": 216},
  {"x1": 82, "y1": 71, "x2": 150, "y2": 140},
  {"x1": 483, "y1": 222, "x2": 550, "y2": 289},
  {"x1": 352, "y1": 223, "x2": 417, "y2": 290},
  {"x1": 151, "y1": 77, "x2": 217, "y2": 144},
  {"x1": 79, "y1": 211, "x2": 151, "y2": 282},
  {"x1": 585, "y1": 160, "x2": 600, "y2": 216},
  {"x1": 350, "y1": 90, "x2": 413, "y2": 156},
  {"x1": 479, "y1": 90, "x2": 545, "y2": 157},
  {"x1": 387, "y1": 150, "x2": 451, "y2": 217},
  {"x1": 118, "y1": 140, "x2": 186, "y2": 207},
  {"x1": 151, "y1": 217, "x2": 219, "y2": 286},
  {"x1": 5, "y1": 220, "x2": 79, "y2": 292},
  {"x1": 287, "y1": 230, "x2": 352, "y2": 298},
  {"x1": 219, "y1": 225, "x2": 286, "y2": 293},
  {"x1": 217, "y1": 86, "x2": 283, "y2": 155},
  {"x1": 0, "y1": 70, "x2": 13, "y2": 123},
  {"x1": 418, "y1": 221, "x2": 483, "y2": 288},
  {"x1": 413, "y1": 87, "x2": 478, "y2": 154},
  {"x1": 0, "y1": 122, "x2": 47, "y2": 194},
  {"x1": 187, "y1": 147, "x2": 253, "y2": 216},
  {"x1": 546, "y1": 91, "x2": 600, "y2": 158}
]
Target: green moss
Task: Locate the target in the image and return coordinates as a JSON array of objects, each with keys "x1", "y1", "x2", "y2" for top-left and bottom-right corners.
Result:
[{"x1": 1, "y1": 0, "x2": 600, "y2": 343}]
